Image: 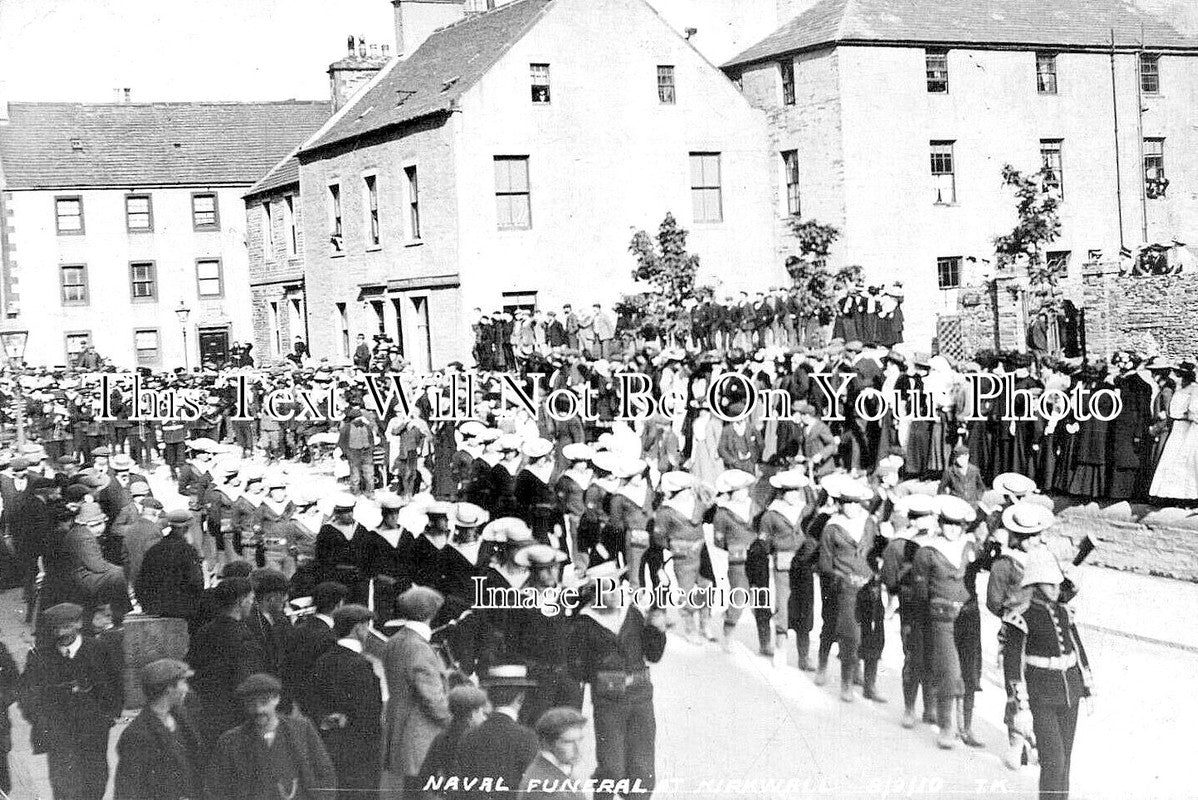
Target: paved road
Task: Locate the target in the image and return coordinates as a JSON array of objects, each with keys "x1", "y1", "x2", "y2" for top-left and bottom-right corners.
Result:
[{"x1": 0, "y1": 464, "x2": 1188, "y2": 798}]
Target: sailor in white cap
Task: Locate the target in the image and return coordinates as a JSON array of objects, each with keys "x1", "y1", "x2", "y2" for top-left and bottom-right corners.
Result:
[
  {"x1": 912, "y1": 495, "x2": 979, "y2": 749},
  {"x1": 555, "y1": 443, "x2": 595, "y2": 566},
  {"x1": 1001, "y1": 545, "x2": 1092, "y2": 794},
  {"x1": 451, "y1": 420, "x2": 488, "y2": 502},
  {"x1": 759, "y1": 470, "x2": 815, "y2": 664},
  {"x1": 313, "y1": 492, "x2": 371, "y2": 604},
  {"x1": 471, "y1": 518, "x2": 536, "y2": 676},
  {"x1": 653, "y1": 470, "x2": 715, "y2": 644},
  {"x1": 814, "y1": 474, "x2": 878, "y2": 701},
  {"x1": 514, "y1": 438, "x2": 567, "y2": 556},
  {"x1": 489, "y1": 433, "x2": 524, "y2": 517},
  {"x1": 609, "y1": 458, "x2": 653, "y2": 591},
  {"x1": 459, "y1": 427, "x2": 501, "y2": 508},
  {"x1": 712, "y1": 469, "x2": 758, "y2": 652},
  {"x1": 879, "y1": 493, "x2": 940, "y2": 727}
]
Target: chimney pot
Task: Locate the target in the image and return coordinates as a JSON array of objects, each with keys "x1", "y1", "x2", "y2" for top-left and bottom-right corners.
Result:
[
  {"x1": 347, "y1": 35, "x2": 355, "y2": 56},
  {"x1": 359, "y1": 37, "x2": 367, "y2": 58},
  {"x1": 123, "y1": 88, "x2": 131, "y2": 102}
]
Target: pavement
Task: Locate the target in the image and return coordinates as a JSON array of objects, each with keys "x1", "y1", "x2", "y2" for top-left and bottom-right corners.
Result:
[{"x1": 0, "y1": 463, "x2": 1190, "y2": 799}]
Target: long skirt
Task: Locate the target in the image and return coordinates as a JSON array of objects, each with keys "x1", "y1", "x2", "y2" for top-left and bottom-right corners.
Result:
[
  {"x1": 954, "y1": 600, "x2": 982, "y2": 694},
  {"x1": 1149, "y1": 420, "x2": 1198, "y2": 499}
]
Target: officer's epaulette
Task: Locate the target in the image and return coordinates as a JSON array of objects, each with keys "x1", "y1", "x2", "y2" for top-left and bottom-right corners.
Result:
[{"x1": 1002, "y1": 609, "x2": 1027, "y2": 633}]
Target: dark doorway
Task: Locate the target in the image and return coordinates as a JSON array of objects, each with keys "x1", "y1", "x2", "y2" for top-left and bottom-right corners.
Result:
[{"x1": 198, "y1": 327, "x2": 230, "y2": 367}]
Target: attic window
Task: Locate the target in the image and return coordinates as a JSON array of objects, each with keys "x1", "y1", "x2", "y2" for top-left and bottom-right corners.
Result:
[
  {"x1": 70, "y1": 138, "x2": 84, "y2": 152},
  {"x1": 442, "y1": 76, "x2": 459, "y2": 92}
]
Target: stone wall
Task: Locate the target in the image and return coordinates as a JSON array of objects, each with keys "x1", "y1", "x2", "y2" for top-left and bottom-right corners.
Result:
[
  {"x1": 1082, "y1": 262, "x2": 1198, "y2": 358},
  {"x1": 1053, "y1": 503, "x2": 1198, "y2": 583}
]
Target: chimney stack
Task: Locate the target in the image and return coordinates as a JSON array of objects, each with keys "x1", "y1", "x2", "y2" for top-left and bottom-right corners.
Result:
[
  {"x1": 123, "y1": 88, "x2": 131, "y2": 103},
  {"x1": 328, "y1": 38, "x2": 391, "y2": 112},
  {"x1": 392, "y1": 0, "x2": 466, "y2": 59}
]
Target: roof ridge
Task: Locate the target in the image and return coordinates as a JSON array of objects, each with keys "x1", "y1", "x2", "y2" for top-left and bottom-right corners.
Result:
[
  {"x1": 7, "y1": 100, "x2": 328, "y2": 108},
  {"x1": 433, "y1": 0, "x2": 544, "y2": 34}
]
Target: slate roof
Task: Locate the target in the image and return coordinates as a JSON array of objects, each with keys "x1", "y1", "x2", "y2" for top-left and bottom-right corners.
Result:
[
  {"x1": 725, "y1": 0, "x2": 1198, "y2": 68},
  {"x1": 301, "y1": 0, "x2": 553, "y2": 154},
  {"x1": 0, "y1": 101, "x2": 330, "y2": 190},
  {"x1": 244, "y1": 147, "x2": 304, "y2": 199}
]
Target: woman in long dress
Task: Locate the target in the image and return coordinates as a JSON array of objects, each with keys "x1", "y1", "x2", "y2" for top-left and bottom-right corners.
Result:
[{"x1": 1149, "y1": 363, "x2": 1198, "y2": 500}]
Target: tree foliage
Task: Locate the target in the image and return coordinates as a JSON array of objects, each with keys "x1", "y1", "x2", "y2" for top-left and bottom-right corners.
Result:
[
  {"x1": 993, "y1": 164, "x2": 1064, "y2": 313},
  {"x1": 785, "y1": 219, "x2": 858, "y2": 322},
  {"x1": 622, "y1": 213, "x2": 704, "y2": 342}
]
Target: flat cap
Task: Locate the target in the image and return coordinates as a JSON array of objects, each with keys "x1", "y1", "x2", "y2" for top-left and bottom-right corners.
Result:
[
  {"x1": 448, "y1": 685, "x2": 489, "y2": 716},
  {"x1": 165, "y1": 509, "x2": 193, "y2": 526},
  {"x1": 63, "y1": 485, "x2": 91, "y2": 504},
  {"x1": 90, "y1": 446, "x2": 111, "y2": 457},
  {"x1": 331, "y1": 603, "x2": 375, "y2": 628},
  {"x1": 129, "y1": 481, "x2": 151, "y2": 497},
  {"x1": 43, "y1": 602, "x2": 84, "y2": 628},
  {"x1": 111, "y1": 454, "x2": 134, "y2": 471},
  {"x1": 75, "y1": 502, "x2": 106, "y2": 525},
  {"x1": 140, "y1": 498, "x2": 164, "y2": 511},
  {"x1": 395, "y1": 586, "x2": 444, "y2": 621},
  {"x1": 250, "y1": 568, "x2": 289, "y2": 596},
  {"x1": 331, "y1": 492, "x2": 357, "y2": 510},
  {"x1": 141, "y1": 658, "x2": 194, "y2": 689},
  {"x1": 534, "y1": 707, "x2": 588, "y2": 741},
  {"x1": 9, "y1": 457, "x2": 30, "y2": 471},
  {"x1": 235, "y1": 673, "x2": 282, "y2": 699}
]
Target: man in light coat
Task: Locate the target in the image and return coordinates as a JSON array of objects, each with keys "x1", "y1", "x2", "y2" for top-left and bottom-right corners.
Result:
[
  {"x1": 383, "y1": 586, "x2": 450, "y2": 798},
  {"x1": 591, "y1": 303, "x2": 616, "y2": 358}
]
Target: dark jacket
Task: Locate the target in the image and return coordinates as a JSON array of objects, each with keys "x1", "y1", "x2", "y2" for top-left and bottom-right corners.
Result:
[
  {"x1": 114, "y1": 706, "x2": 205, "y2": 800},
  {"x1": 187, "y1": 616, "x2": 264, "y2": 745},
  {"x1": 135, "y1": 532, "x2": 205, "y2": 620},
  {"x1": 19, "y1": 635, "x2": 123, "y2": 754},
  {"x1": 309, "y1": 643, "x2": 383, "y2": 791},
  {"x1": 282, "y1": 615, "x2": 338, "y2": 717},
  {"x1": 205, "y1": 715, "x2": 337, "y2": 800},
  {"x1": 454, "y1": 712, "x2": 539, "y2": 799}
]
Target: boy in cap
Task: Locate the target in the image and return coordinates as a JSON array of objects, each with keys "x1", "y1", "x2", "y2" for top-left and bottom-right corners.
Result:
[
  {"x1": 205, "y1": 673, "x2": 336, "y2": 800},
  {"x1": 912, "y1": 496, "x2": 979, "y2": 749},
  {"x1": 21, "y1": 602, "x2": 123, "y2": 800},
  {"x1": 309, "y1": 604, "x2": 382, "y2": 800},
  {"x1": 115, "y1": 659, "x2": 203, "y2": 800}
]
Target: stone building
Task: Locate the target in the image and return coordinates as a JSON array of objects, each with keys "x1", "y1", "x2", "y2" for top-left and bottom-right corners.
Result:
[
  {"x1": 294, "y1": 0, "x2": 779, "y2": 368},
  {"x1": 722, "y1": 0, "x2": 1198, "y2": 348},
  {"x1": 0, "y1": 100, "x2": 328, "y2": 368}
]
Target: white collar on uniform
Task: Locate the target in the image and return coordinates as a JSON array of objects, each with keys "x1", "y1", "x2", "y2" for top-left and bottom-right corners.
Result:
[
  {"x1": 60, "y1": 635, "x2": 83, "y2": 659},
  {"x1": 337, "y1": 637, "x2": 363, "y2": 653},
  {"x1": 404, "y1": 621, "x2": 432, "y2": 641},
  {"x1": 315, "y1": 613, "x2": 335, "y2": 629},
  {"x1": 766, "y1": 498, "x2": 804, "y2": 528}
]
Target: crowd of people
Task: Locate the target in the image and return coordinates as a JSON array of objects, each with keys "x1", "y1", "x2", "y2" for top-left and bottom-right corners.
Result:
[{"x1": 0, "y1": 325, "x2": 1158, "y2": 800}]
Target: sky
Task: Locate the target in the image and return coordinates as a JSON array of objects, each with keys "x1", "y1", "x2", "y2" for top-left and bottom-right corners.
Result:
[
  {"x1": 0, "y1": 0, "x2": 394, "y2": 102},
  {"x1": 1, "y1": 0, "x2": 1196, "y2": 104}
]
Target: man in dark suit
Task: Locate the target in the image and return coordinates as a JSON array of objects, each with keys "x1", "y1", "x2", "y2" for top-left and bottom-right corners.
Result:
[
  {"x1": 797, "y1": 402, "x2": 837, "y2": 479},
  {"x1": 187, "y1": 577, "x2": 265, "y2": 748},
  {"x1": 282, "y1": 581, "x2": 346, "y2": 718},
  {"x1": 114, "y1": 659, "x2": 205, "y2": 800},
  {"x1": 353, "y1": 334, "x2": 372, "y2": 371},
  {"x1": 456, "y1": 666, "x2": 539, "y2": 798},
  {"x1": 20, "y1": 602, "x2": 123, "y2": 800},
  {"x1": 205, "y1": 673, "x2": 337, "y2": 800},
  {"x1": 134, "y1": 509, "x2": 204, "y2": 627},
  {"x1": 309, "y1": 604, "x2": 382, "y2": 800},
  {"x1": 2, "y1": 457, "x2": 36, "y2": 615},
  {"x1": 245, "y1": 568, "x2": 292, "y2": 682}
]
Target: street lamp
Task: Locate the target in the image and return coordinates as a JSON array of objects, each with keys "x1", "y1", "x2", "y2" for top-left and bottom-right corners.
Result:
[
  {"x1": 176, "y1": 301, "x2": 191, "y2": 371},
  {"x1": 0, "y1": 330, "x2": 29, "y2": 447}
]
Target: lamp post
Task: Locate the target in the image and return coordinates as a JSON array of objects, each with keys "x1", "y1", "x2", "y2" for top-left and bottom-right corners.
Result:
[
  {"x1": 176, "y1": 301, "x2": 192, "y2": 371},
  {"x1": 0, "y1": 330, "x2": 29, "y2": 447}
]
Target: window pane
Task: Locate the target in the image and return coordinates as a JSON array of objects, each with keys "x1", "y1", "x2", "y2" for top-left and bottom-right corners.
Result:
[
  {"x1": 1141, "y1": 55, "x2": 1160, "y2": 93},
  {"x1": 193, "y1": 194, "x2": 217, "y2": 226},
  {"x1": 926, "y1": 50, "x2": 948, "y2": 92},
  {"x1": 657, "y1": 65, "x2": 676, "y2": 103},
  {"x1": 937, "y1": 257, "x2": 961, "y2": 289},
  {"x1": 531, "y1": 63, "x2": 550, "y2": 103},
  {"x1": 57, "y1": 199, "x2": 82, "y2": 231}
]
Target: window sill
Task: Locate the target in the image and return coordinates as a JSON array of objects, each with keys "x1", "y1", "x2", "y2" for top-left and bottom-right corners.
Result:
[
  {"x1": 329, "y1": 251, "x2": 346, "y2": 258},
  {"x1": 127, "y1": 229, "x2": 154, "y2": 235},
  {"x1": 61, "y1": 302, "x2": 89, "y2": 308},
  {"x1": 55, "y1": 231, "x2": 85, "y2": 237},
  {"x1": 405, "y1": 240, "x2": 424, "y2": 248},
  {"x1": 193, "y1": 226, "x2": 221, "y2": 233},
  {"x1": 131, "y1": 298, "x2": 158, "y2": 304},
  {"x1": 366, "y1": 245, "x2": 383, "y2": 253},
  {"x1": 933, "y1": 202, "x2": 958, "y2": 208},
  {"x1": 498, "y1": 227, "x2": 532, "y2": 233}
]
